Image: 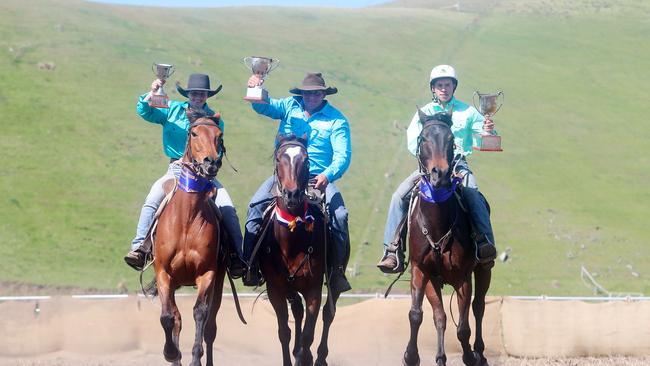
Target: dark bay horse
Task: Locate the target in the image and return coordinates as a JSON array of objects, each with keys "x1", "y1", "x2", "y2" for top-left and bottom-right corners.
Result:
[
  {"x1": 258, "y1": 135, "x2": 341, "y2": 366},
  {"x1": 403, "y1": 111, "x2": 492, "y2": 366},
  {"x1": 153, "y1": 114, "x2": 227, "y2": 366}
]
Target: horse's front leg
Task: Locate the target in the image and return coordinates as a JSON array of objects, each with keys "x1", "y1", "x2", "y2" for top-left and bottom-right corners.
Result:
[
  {"x1": 424, "y1": 278, "x2": 447, "y2": 366},
  {"x1": 472, "y1": 265, "x2": 492, "y2": 366},
  {"x1": 456, "y1": 277, "x2": 476, "y2": 366},
  {"x1": 288, "y1": 291, "x2": 304, "y2": 358},
  {"x1": 158, "y1": 271, "x2": 182, "y2": 363},
  {"x1": 315, "y1": 289, "x2": 341, "y2": 366},
  {"x1": 268, "y1": 284, "x2": 293, "y2": 366},
  {"x1": 190, "y1": 270, "x2": 216, "y2": 366},
  {"x1": 205, "y1": 265, "x2": 226, "y2": 366},
  {"x1": 403, "y1": 265, "x2": 428, "y2": 366},
  {"x1": 295, "y1": 288, "x2": 321, "y2": 366}
]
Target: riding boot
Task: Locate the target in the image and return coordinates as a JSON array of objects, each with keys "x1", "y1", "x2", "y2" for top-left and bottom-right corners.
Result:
[
  {"x1": 124, "y1": 238, "x2": 152, "y2": 271},
  {"x1": 227, "y1": 248, "x2": 247, "y2": 279},
  {"x1": 377, "y1": 214, "x2": 408, "y2": 274},
  {"x1": 461, "y1": 186, "x2": 497, "y2": 265},
  {"x1": 242, "y1": 260, "x2": 264, "y2": 287},
  {"x1": 327, "y1": 265, "x2": 351, "y2": 293}
]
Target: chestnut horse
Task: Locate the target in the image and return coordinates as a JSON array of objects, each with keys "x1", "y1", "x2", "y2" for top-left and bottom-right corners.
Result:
[
  {"x1": 402, "y1": 111, "x2": 492, "y2": 366},
  {"x1": 257, "y1": 135, "x2": 340, "y2": 366},
  {"x1": 153, "y1": 114, "x2": 228, "y2": 366}
]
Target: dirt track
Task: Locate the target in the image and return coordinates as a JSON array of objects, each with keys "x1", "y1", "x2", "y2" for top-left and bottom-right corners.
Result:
[{"x1": 1, "y1": 295, "x2": 649, "y2": 366}]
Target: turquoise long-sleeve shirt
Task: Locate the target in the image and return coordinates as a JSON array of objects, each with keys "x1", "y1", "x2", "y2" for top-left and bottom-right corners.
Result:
[
  {"x1": 406, "y1": 97, "x2": 492, "y2": 157},
  {"x1": 251, "y1": 96, "x2": 352, "y2": 183},
  {"x1": 136, "y1": 93, "x2": 221, "y2": 160}
]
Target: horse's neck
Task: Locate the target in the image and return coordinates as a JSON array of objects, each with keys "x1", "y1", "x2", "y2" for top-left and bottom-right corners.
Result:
[
  {"x1": 417, "y1": 199, "x2": 455, "y2": 233},
  {"x1": 172, "y1": 190, "x2": 214, "y2": 219}
]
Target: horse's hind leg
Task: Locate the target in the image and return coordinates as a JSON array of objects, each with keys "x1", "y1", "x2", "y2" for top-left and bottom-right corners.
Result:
[
  {"x1": 205, "y1": 266, "x2": 226, "y2": 366},
  {"x1": 288, "y1": 291, "x2": 304, "y2": 358},
  {"x1": 158, "y1": 272, "x2": 182, "y2": 363},
  {"x1": 315, "y1": 290, "x2": 341, "y2": 366},
  {"x1": 456, "y1": 278, "x2": 477, "y2": 366},
  {"x1": 190, "y1": 270, "x2": 216, "y2": 366},
  {"x1": 472, "y1": 266, "x2": 492, "y2": 366},
  {"x1": 403, "y1": 266, "x2": 428, "y2": 366}
]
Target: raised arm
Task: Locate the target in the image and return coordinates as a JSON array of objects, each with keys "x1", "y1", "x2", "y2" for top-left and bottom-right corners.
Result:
[{"x1": 136, "y1": 79, "x2": 169, "y2": 124}]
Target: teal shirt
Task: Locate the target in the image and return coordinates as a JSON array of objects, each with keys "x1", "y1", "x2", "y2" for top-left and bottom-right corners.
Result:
[
  {"x1": 406, "y1": 96, "x2": 491, "y2": 157},
  {"x1": 136, "y1": 93, "x2": 222, "y2": 160},
  {"x1": 252, "y1": 96, "x2": 352, "y2": 183}
]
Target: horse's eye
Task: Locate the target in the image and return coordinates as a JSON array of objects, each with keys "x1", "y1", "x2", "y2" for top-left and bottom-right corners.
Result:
[{"x1": 191, "y1": 131, "x2": 198, "y2": 137}]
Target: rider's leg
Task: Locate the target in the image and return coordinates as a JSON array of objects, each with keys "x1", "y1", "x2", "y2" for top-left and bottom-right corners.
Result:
[
  {"x1": 454, "y1": 158, "x2": 496, "y2": 264},
  {"x1": 124, "y1": 168, "x2": 173, "y2": 270},
  {"x1": 377, "y1": 170, "x2": 420, "y2": 273},
  {"x1": 212, "y1": 180, "x2": 246, "y2": 278},
  {"x1": 242, "y1": 176, "x2": 275, "y2": 286},
  {"x1": 325, "y1": 183, "x2": 351, "y2": 293}
]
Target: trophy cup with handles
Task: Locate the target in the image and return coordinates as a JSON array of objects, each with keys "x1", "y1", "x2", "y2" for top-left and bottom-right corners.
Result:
[
  {"x1": 148, "y1": 63, "x2": 175, "y2": 109},
  {"x1": 472, "y1": 91, "x2": 504, "y2": 152},
  {"x1": 243, "y1": 56, "x2": 279, "y2": 103}
]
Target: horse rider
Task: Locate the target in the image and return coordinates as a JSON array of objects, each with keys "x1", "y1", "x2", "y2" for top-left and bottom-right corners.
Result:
[
  {"x1": 124, "y1": 73, "x2": 247, "y2": 277},
  {"x1": 377, "y1": 64, "x2": 498, "y2": 273},
  {"x1": 242, "y1": 72, "x2": 352, "y2": 293}
]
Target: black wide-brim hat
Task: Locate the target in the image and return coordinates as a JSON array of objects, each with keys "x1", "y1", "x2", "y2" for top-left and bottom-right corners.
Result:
[
  {"x1": 176, "y1": 73, "x2": 222, "y2": 98},
  {"x1": 289, "y1": 72, "x2": 337, "y2": 95}
]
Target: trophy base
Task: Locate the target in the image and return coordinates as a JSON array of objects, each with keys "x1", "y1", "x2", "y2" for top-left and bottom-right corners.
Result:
[
  {"x1": 244, "y1": 87, "x2": 268, "y2": 103},
  {"x1": 472, "y1": 134, "x2": 503, "y2": 152},
  {"x1": 148, "y1": 94, "x2": 169, "y2": 109}
]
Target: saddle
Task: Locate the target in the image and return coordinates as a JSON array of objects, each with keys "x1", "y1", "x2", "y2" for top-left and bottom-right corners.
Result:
[{"x1": 138, "y1": 177, "x2": 226, "y2": 268}]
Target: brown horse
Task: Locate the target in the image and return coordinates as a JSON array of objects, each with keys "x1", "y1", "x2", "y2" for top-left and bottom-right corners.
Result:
[
  {"x1": 402, "y1": 111, "x2": 492, "y2": 366},
  {"x1": 152, "y1": 114, "x2": 227, "y2": 366},
  {"x1": 257, "y1": 135, "x2": 340, "y2": 366}
]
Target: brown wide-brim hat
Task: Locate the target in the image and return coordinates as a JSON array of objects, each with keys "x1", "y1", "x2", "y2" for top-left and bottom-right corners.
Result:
[
  {"x1": 176, "y1": 73, "x2": 222, "y2": 98},
  {"x1": 289, "y1": 72, "x2": 338, "y2": 95}
]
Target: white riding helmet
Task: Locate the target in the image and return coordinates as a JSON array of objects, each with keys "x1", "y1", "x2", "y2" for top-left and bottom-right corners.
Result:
[{"x1": 429, "y1": 64, "x2": 458, "y2": 86}]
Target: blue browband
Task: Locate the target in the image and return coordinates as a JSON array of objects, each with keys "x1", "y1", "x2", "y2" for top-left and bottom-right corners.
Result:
[
  {"x1": 178, "y1": 166, "x2": 214, "y2": 193},
  {"x1": 419, "y1": 176, "x2": 461, "y2": 203}
]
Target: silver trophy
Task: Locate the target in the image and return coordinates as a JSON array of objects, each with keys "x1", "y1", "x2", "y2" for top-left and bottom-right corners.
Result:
[
  {"x1": 243, "y1": 56, "x2": 279, "y2": 103},
  {"x1": 148, "y1": 63, "x2": 175, "y2": 109},
  {"x1": 472, "y1": 91, "x2": 504, "y2": 152}
]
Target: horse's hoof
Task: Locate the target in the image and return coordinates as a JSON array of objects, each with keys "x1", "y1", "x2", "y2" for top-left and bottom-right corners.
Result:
[
  {"x1": 314, "y1": 358, "x2": 328, "y2": 366},
  {"x1": 402, "y1": 353, "x2": 420, "y2": 366},
  {"x1": 164, "y1": 346, "x2": 182, "y2": 363},
  {"x1": 462, "y1": 351, "x2": 478, "y2": 366}
]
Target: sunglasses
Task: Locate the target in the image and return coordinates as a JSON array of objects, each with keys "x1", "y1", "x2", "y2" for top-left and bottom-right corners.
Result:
[{"x1": 302, "y1": 90, "x2": 324, "y2": 96}]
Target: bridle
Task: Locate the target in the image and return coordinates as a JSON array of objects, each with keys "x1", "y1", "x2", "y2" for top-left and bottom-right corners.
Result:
[
  {"x1": 183, "y1": 119, "x2": 224, "y2": 178},
  {"x1": 416, "y1": 120, "x2": 454, "y2": 181},
  {"x1": 274, "y1": 139, "x2": 310, "y2": 206}
]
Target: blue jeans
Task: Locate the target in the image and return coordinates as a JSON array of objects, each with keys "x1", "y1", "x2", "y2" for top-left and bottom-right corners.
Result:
[
  {"x1": 131, "y1": 161, "x2": 243, "y2": 258},
  {"x1": 382, "y1": 158, "x2": 495, "y2": 252},
  {"x1": 243, "y1": 176, "x2": 349, "y2": 267}
]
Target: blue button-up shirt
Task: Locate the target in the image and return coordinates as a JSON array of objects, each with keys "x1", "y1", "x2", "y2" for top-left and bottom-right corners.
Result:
[
  {"x1": 252, "y1": 96, "x2": 352, "y2": 183},
  {"x1": 136, "y1": 93, "x2": 221, "y2": 160}
]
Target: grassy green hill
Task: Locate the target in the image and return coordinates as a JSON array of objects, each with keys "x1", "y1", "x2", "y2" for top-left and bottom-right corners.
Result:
[{"x1": 1, "y1": 0, "x2": 648, "y2": 296}]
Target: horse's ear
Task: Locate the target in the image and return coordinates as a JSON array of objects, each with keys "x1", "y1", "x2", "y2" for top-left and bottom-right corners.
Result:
[
  {"x1": 299, "y1": 133, "x2": 308, "y2": 146},
  {"x1": 417, "y1": 105, "x2": 427, "y2": 123}
]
